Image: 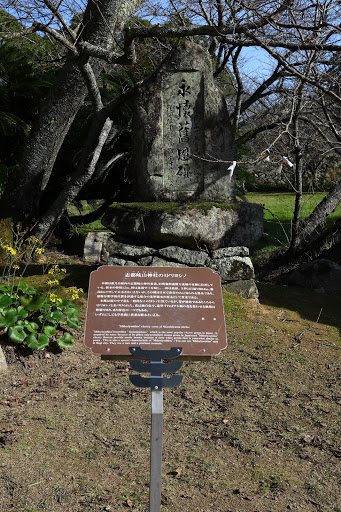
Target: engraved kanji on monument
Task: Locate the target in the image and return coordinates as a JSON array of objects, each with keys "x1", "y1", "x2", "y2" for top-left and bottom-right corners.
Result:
[
  {"x1": 131, "y1": 42, "x2": 237, "y2": 202},
  {"x1": 163, "y1": 72, "x2": 204, "y2": 192}
]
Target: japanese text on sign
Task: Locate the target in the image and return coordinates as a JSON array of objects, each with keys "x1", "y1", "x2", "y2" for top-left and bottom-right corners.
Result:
[{"x1": 84, "y1": 266, "x2": 227, "y2": 358}]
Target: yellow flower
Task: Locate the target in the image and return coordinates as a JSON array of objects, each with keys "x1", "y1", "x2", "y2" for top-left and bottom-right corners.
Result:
[
  {"x1": 3, "y1": 244, "x2": 17, "y2": 256},
  {"x1": 48, "y1": 265, "x2": 60, "y2": 275},
  {"x1": 13, "y1": 265, "x2": 19, "y2": 269},
  {"x1": 67, "y1": 286, "x2": 82, "y2": 301},
  {"x1": 39, "y1": 257, "x2": 46, "y2": 263},
  {"x1": 57, "y1": 298, "x2": 62, "y2": 303},
  {"x1": 47, "y1": 279, "x2": 59, "y2": 286},
  {"x1": 35, "y1": 248, "x2": 44, "y2": 254},
  {"x1": 50, "y1": 293, "x2": 56, "y2": 303}
]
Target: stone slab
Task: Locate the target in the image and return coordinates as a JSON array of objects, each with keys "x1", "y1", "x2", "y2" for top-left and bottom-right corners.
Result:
[
  {"x1": 102, "y1": 202, "x2": 263, "y2": 250},
  {"x1": 209, "y1": 256, "x2": 255, "y2": 282},
  {"x1": 212, "y1": 246, "x2": 249, "y2": 258},
  {"x1": 223, "y1": 279, "x2": 259, "y2": 299},
  {"x1": 0, "y1": 347, "x2": 7, "y2": 372},
  {"x1": 106, "y1": 241, "x2": 156, "y2": 259},
  {"x1": 158, "y1": 246, "x2": 209, "y2": 266},
  {"x1": 130, "y1": 42, "x2": 237, "y2": 202},
  {"x1": 150, "y1": 257, "x2": 188, "y2": 267},
  {"x1": 84, "y1": 232, "x2": 110, "y2": 264}
]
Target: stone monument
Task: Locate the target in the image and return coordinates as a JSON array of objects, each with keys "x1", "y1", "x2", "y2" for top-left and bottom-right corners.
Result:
[
  {"x1": 97, "y1": 42, "x2": 264, "y2": 299},
  {"x1": 131, "y1": 42, "x2": 237, "y2": 202}
]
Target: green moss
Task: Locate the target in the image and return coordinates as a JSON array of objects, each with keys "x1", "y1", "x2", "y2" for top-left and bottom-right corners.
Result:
[
  {"x1": 113, "y1": 201, "x2": 180, "y2": 211},
  {"x1": 110, "y1": 201, "x2": 239, "y2": 215}
]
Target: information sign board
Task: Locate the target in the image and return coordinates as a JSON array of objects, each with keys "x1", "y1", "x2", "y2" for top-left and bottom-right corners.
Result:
[{"x1": 84, "y1": 266, "x2": 227, "y2": 358}]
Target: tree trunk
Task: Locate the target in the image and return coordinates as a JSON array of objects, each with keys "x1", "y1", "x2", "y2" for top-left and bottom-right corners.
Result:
[
  {"x1": 1, "y1": 0, "x2": 142, "y2": 224},
  {"x1": 290, "y1": 179, "x2": 341, "y2": 253},
  {"x1": 32, "y1": 116, "x2": 113, "y2": 240},
  {"x1": 6, "y1": 57, "x2": 88, "y2": 220},
  {"x1": 30, "y1": 80, "x2": 139, "y2": 239},
  {"x1": 290, "y1": 149, "x2": 303, "y2": 253}
]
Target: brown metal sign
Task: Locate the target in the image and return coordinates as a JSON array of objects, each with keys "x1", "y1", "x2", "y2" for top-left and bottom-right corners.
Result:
[{"x1": 84, "y1": 266, "x2": 227, "y2": 358}]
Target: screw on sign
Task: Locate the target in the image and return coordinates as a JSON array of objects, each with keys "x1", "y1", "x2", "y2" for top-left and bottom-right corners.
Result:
[{"x1": 84, "y1": 266, "x2": 227, "y2": 512}]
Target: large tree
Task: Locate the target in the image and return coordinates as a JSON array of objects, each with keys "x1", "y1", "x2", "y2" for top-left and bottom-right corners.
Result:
[
  {"x1": 1, "y1": 0, "x2": 145, "y2": 235},
  {"x1": 0, "y1": 0, "x2": 340, "y2": 249}
]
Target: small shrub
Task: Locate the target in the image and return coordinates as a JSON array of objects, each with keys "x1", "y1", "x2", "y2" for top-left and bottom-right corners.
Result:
[{"x1": 0, "y1": 230, "x2": 81, "y2": 350}]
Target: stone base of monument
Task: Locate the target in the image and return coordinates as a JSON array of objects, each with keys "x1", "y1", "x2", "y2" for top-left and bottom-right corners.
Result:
[
  {"x1": 0, "y1": 346, "x2": 8, "y2": 372},
  {"x1": 84, "y1": 231, "x2": 111, "y2": 264},
  {"x1": 84, "y1": 235, "x2": 259, "y2": 300},
  {"x1": 101, "y1": 202, "x2": 263, "y2": 251},
  {"x1": 84, "y1": 202, "x2": 263, "y2": 300}
]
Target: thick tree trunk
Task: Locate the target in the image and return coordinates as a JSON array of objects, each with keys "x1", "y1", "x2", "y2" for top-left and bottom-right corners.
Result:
[
  {"x1": 2, "y1": 0, "x2": 143, "y2": 224},
  {"x1": 7, "y1": 57, "x2": 88, "y2": 219},
  {"x1": 32, "y1": 116, "x2": 113, "y2": 240},
  {"x1": 30, "y1": 81, "x2": 139, "y2": 239},
  {"x1": 290, "y1": 179, "x2": 341, "y2": 253}
]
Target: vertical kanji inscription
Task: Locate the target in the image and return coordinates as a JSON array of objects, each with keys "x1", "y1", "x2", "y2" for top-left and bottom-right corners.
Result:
[{"x1": 163, "y1": 72, "x2": 204, "y2": 192}]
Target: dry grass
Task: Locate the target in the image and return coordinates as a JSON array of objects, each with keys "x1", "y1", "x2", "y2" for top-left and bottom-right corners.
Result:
[{"x1": 0, "y1": 283, "x2": 340, "y2": 512}]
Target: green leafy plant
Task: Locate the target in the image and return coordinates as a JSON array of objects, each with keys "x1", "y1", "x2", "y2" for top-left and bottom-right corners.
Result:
[
  {"x1": 0, "y1": 230, "x2": 81, "y2": 350},
  {"x1": 0, "y1": 280, "x2": 80, "y2": 350}
]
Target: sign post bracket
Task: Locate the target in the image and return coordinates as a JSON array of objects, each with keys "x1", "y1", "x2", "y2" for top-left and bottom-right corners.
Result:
[{"x1": 129, "y1": 347, "x2": 183, "y2": 512}]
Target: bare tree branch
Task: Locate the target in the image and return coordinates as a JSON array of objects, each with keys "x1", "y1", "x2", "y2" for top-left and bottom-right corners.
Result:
[
  {"x1": 42, "y1": 0, "x2": 77, "y2": 41},
  {"x1": 33, "y1": 22, "x2": 78, "y2": 55},
  {"x1": 78, "y1": 59, "x2": 103, "y2": 111}
]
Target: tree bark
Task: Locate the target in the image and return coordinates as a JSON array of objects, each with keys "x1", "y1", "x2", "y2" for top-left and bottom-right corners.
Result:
[
  {"x1": 32, "y1": 116, "x2": 114, "y2": 240},
  {"x1": 30, "y1": 79, "x2": 139, "y2": 239},
  {"x1": 290, "y1": 179, "x2": 341, "y2": 253},
  {"x1": 2, "y1": 0, "x2": 144, "y2": 224},
  {"x1": 290, "y1": 153, "x2": 303, "y2": 252}
]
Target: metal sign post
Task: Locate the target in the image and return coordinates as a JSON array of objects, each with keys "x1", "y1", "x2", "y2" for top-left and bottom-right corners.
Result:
[
  {"x1": 84, "y1": 266, "x2": 228, "y2": 511},
  {"x1": 150, "y1": 389, "x2": 163, "y2": 512},
  {"x1": 129, "y1": 347, "x2": 183, "y2": 512}
]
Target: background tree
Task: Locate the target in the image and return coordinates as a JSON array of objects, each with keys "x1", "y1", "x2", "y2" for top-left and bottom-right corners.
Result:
[{"x1": 0, "y1": 0, "x2": 339, "y2": 259}]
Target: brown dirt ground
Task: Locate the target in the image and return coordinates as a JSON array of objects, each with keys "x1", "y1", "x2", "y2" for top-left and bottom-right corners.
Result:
[{"x1": 0, "y1": 278, "x2": 340, "y2": 512}]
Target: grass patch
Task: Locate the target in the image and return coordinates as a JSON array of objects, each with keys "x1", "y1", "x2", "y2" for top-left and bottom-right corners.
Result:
[{"x1": 247, "y1": 192, "x2": 341, "y2": 254}]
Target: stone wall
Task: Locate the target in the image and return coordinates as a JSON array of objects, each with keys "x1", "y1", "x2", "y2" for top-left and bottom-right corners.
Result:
[
  {"x1": 84, "y1": 235, "x2": 259, "y2": 300},
  {"x1": 101, "y1": 202, "x2": 264, "y2": 251}
]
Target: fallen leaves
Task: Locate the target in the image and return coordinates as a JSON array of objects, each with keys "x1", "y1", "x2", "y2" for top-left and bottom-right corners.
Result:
[{"x1": 0, "y1": 398, "x2": 21, "y2": 407}]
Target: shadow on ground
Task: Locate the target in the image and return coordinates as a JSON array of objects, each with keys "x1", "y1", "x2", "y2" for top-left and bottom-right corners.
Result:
[{"x1": 258, "y1": 282, "x2": 341, "y2": 336}]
